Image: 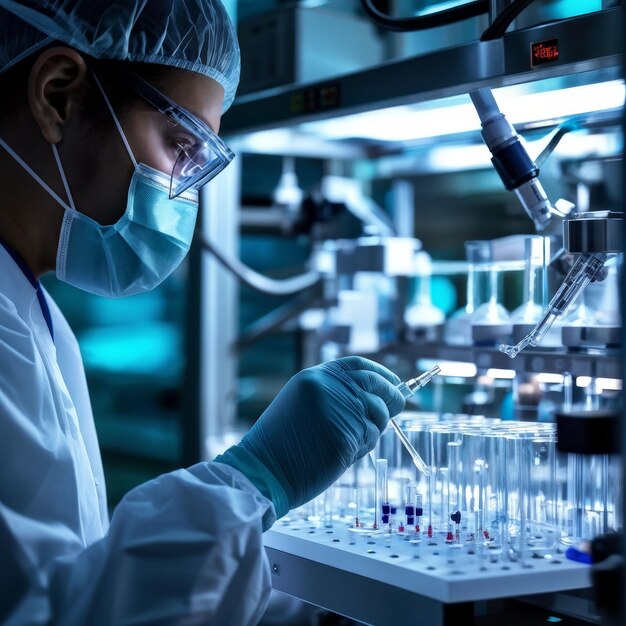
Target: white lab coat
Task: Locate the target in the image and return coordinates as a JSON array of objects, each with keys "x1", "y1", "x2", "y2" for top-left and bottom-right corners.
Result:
[{"x1": 0, "y1": 245, "x2": 275, "y2": 625}]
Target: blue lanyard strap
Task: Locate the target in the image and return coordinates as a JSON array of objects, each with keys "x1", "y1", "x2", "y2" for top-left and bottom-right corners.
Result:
[{"x1": 0, "y1": 240, "x2": 54, "y2": 342}]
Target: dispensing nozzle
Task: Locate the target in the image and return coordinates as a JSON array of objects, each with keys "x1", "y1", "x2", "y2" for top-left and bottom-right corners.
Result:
[
  {"x1": 397, "y1": 365, "x2": 441, "y2": 398},
  {"x1": 500, "y1": 253, "x2": 608, "y2": 358}
]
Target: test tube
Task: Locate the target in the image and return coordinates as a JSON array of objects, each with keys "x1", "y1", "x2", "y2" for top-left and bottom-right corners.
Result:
[
  {"x1": 389, "y1": 505, "x2": 397, "y2": 534},
  {"x1": 425, "y1": 421, "x2": 461, "y2": 539},
  {"x1": 323, "y1": 489, "x2": 333, "y2": 528},
  {"x1": 405, "y1": 480, "x2": 417, "y2": 534},
  {"x1": 485, "y1": 425, "x2": 510, "y2": 549},
  {"x1": 426, "y1": 426, "x2": 437, "y2": 538},
  {"x1": 563, "y1": 372, "x2": 574, "y2": 411},
  {"x1": 447, "y1": 438, "x2": 462, "y2": 544},
  {"x1": 416, "y1": 493, "x2": 424, "y2": 535},
  {"x1": 475, "y1": 458, "x2": 487, "y2": 541},
  {"x1": 347, "y1": 456, "x2": 377, "y2": 534},
  {"x1": 353, "y1": 484, "x2": 361, "y2": 529},
  {"x1": 445, "y1": 465, "x2": 453, "y2": 542},
  {"x1": 375, "y1": 458, "x2": 389, "y2": 532}
]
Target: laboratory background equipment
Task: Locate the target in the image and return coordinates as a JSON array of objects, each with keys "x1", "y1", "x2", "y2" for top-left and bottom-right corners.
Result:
[{"x1": 205, "y1": 2, "x2": 625, "y2": 624}]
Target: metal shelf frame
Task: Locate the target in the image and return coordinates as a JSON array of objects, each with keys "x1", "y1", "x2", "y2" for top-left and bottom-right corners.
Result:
[
  {"x1": 223, "y1": 7, "x2": 622, "y2": 140},
  {"x1": 385, "y1": 343, "x2": 624, "y2": 379}
]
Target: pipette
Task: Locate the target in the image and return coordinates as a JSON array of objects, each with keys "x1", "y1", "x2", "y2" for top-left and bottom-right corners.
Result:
[
  {"x1": 396, "y1": 365, "x2": 441, "y2": 399},
  {"x1": 390, "y1": 365, "x2": 441, "y2": 477}
]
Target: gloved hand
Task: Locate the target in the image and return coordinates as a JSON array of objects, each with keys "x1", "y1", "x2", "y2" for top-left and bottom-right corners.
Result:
[{"x1": 215, "y1": 357, "x2": 405, "y2": 519}]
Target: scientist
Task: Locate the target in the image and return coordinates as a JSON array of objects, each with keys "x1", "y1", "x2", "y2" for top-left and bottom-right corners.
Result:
[{"x1": 0, "y1": 1, "x2": 406, "y2": 624}]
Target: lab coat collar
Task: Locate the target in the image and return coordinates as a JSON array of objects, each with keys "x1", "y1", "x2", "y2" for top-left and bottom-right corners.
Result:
[{"x1": 0, "y1": 243, "x2": 42, "y2": 322}]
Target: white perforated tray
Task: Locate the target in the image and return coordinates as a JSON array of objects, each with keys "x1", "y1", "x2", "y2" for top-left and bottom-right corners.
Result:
[{"x1": 265, "y1": 517, "x2": 591, "y2": 604}]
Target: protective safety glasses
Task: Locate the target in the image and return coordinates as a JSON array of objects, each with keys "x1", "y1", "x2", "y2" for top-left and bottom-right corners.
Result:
[{"x1": 119, "y1": 69, "x2": 235, "y2": 199}]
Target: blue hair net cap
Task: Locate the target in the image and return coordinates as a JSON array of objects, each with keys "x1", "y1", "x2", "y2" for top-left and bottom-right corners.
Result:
[{"x1": 0, "y1": 0, "x2": 240, "y2": 111}]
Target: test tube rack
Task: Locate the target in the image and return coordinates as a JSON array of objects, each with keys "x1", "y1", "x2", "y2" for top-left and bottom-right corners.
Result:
[{"x1": 264, "y1": 516, "x2": 591, "y2": 626}]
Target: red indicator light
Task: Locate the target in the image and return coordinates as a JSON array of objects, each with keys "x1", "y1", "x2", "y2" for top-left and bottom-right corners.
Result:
[{"x1": 531, "y1": 39, "x2": 559, "y2": 67}]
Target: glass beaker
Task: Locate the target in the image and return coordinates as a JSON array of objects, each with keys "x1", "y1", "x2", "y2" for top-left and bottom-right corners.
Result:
[
  {"x1": 404, "y1": 251, "x2": 445, "y2": 342},
  {"x1": 425, "y1": 423, "x2": 465, "y2": 538},
  {"x1": 562, "y1": 451, "x2": 621, "y2": 543},
  {"x1": 471, "y1": 260, "x2": 513, "y2": 346},
  {"x1": 506, "y1": 424, "x2": 559, "y2": 562},
  {"x1": 458, "y1": 425, "x2": 494, "y2": 548},
  {"x1": 444, "y1": 240, "x2": 490, "y2": 346},
  {"x1": 511, "y1": 236, "x2": 562, "y2": 348}
]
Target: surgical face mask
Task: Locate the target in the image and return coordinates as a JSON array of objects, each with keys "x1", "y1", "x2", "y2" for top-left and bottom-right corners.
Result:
[
  {"x1": 57, "y1": 157, "x2": 199, "y2": 298},
  {"x1": 0, "y1": 75, "x2": 200, "y2": 298}
]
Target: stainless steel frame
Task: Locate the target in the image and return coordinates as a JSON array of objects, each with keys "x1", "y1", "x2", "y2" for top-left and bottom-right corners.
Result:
[
  {"x1": 199, "y1": 158, "x2": 241, "y2": 458},
  {"x1": 223, "y1": 7, "x2": 622, "y2": 138}
]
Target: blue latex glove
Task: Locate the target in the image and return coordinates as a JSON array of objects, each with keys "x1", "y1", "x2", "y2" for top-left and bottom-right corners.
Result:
[{"x1": 215, "y1": 357, "x2": 406, "y2": 519}]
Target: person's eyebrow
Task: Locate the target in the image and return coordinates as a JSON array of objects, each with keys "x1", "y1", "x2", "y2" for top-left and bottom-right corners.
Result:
[
  {"x1": 146, "y1": 80, "x2": 218, "y2": 134},
  {"x1": 181, "y1": 105, "x2": 218, "y2": 134}
]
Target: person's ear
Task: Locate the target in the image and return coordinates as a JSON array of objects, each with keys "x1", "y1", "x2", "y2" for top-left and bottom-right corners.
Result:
[{"x1": 28, "y1": 46, "x2": 89, "y2": 144}]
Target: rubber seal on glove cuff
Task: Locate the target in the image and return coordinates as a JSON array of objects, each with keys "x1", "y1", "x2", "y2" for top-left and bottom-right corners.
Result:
[{"x1": 215, "y1": 445, "x2": 291, "y2": 520}]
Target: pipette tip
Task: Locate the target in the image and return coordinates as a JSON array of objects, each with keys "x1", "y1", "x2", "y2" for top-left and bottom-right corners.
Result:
[
  {"x1": 498, "y1": 343, "x2": 518, "y2": 359},
  {"x1": 406, "y1": 364, "x2": 442, "y2": 390}
]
